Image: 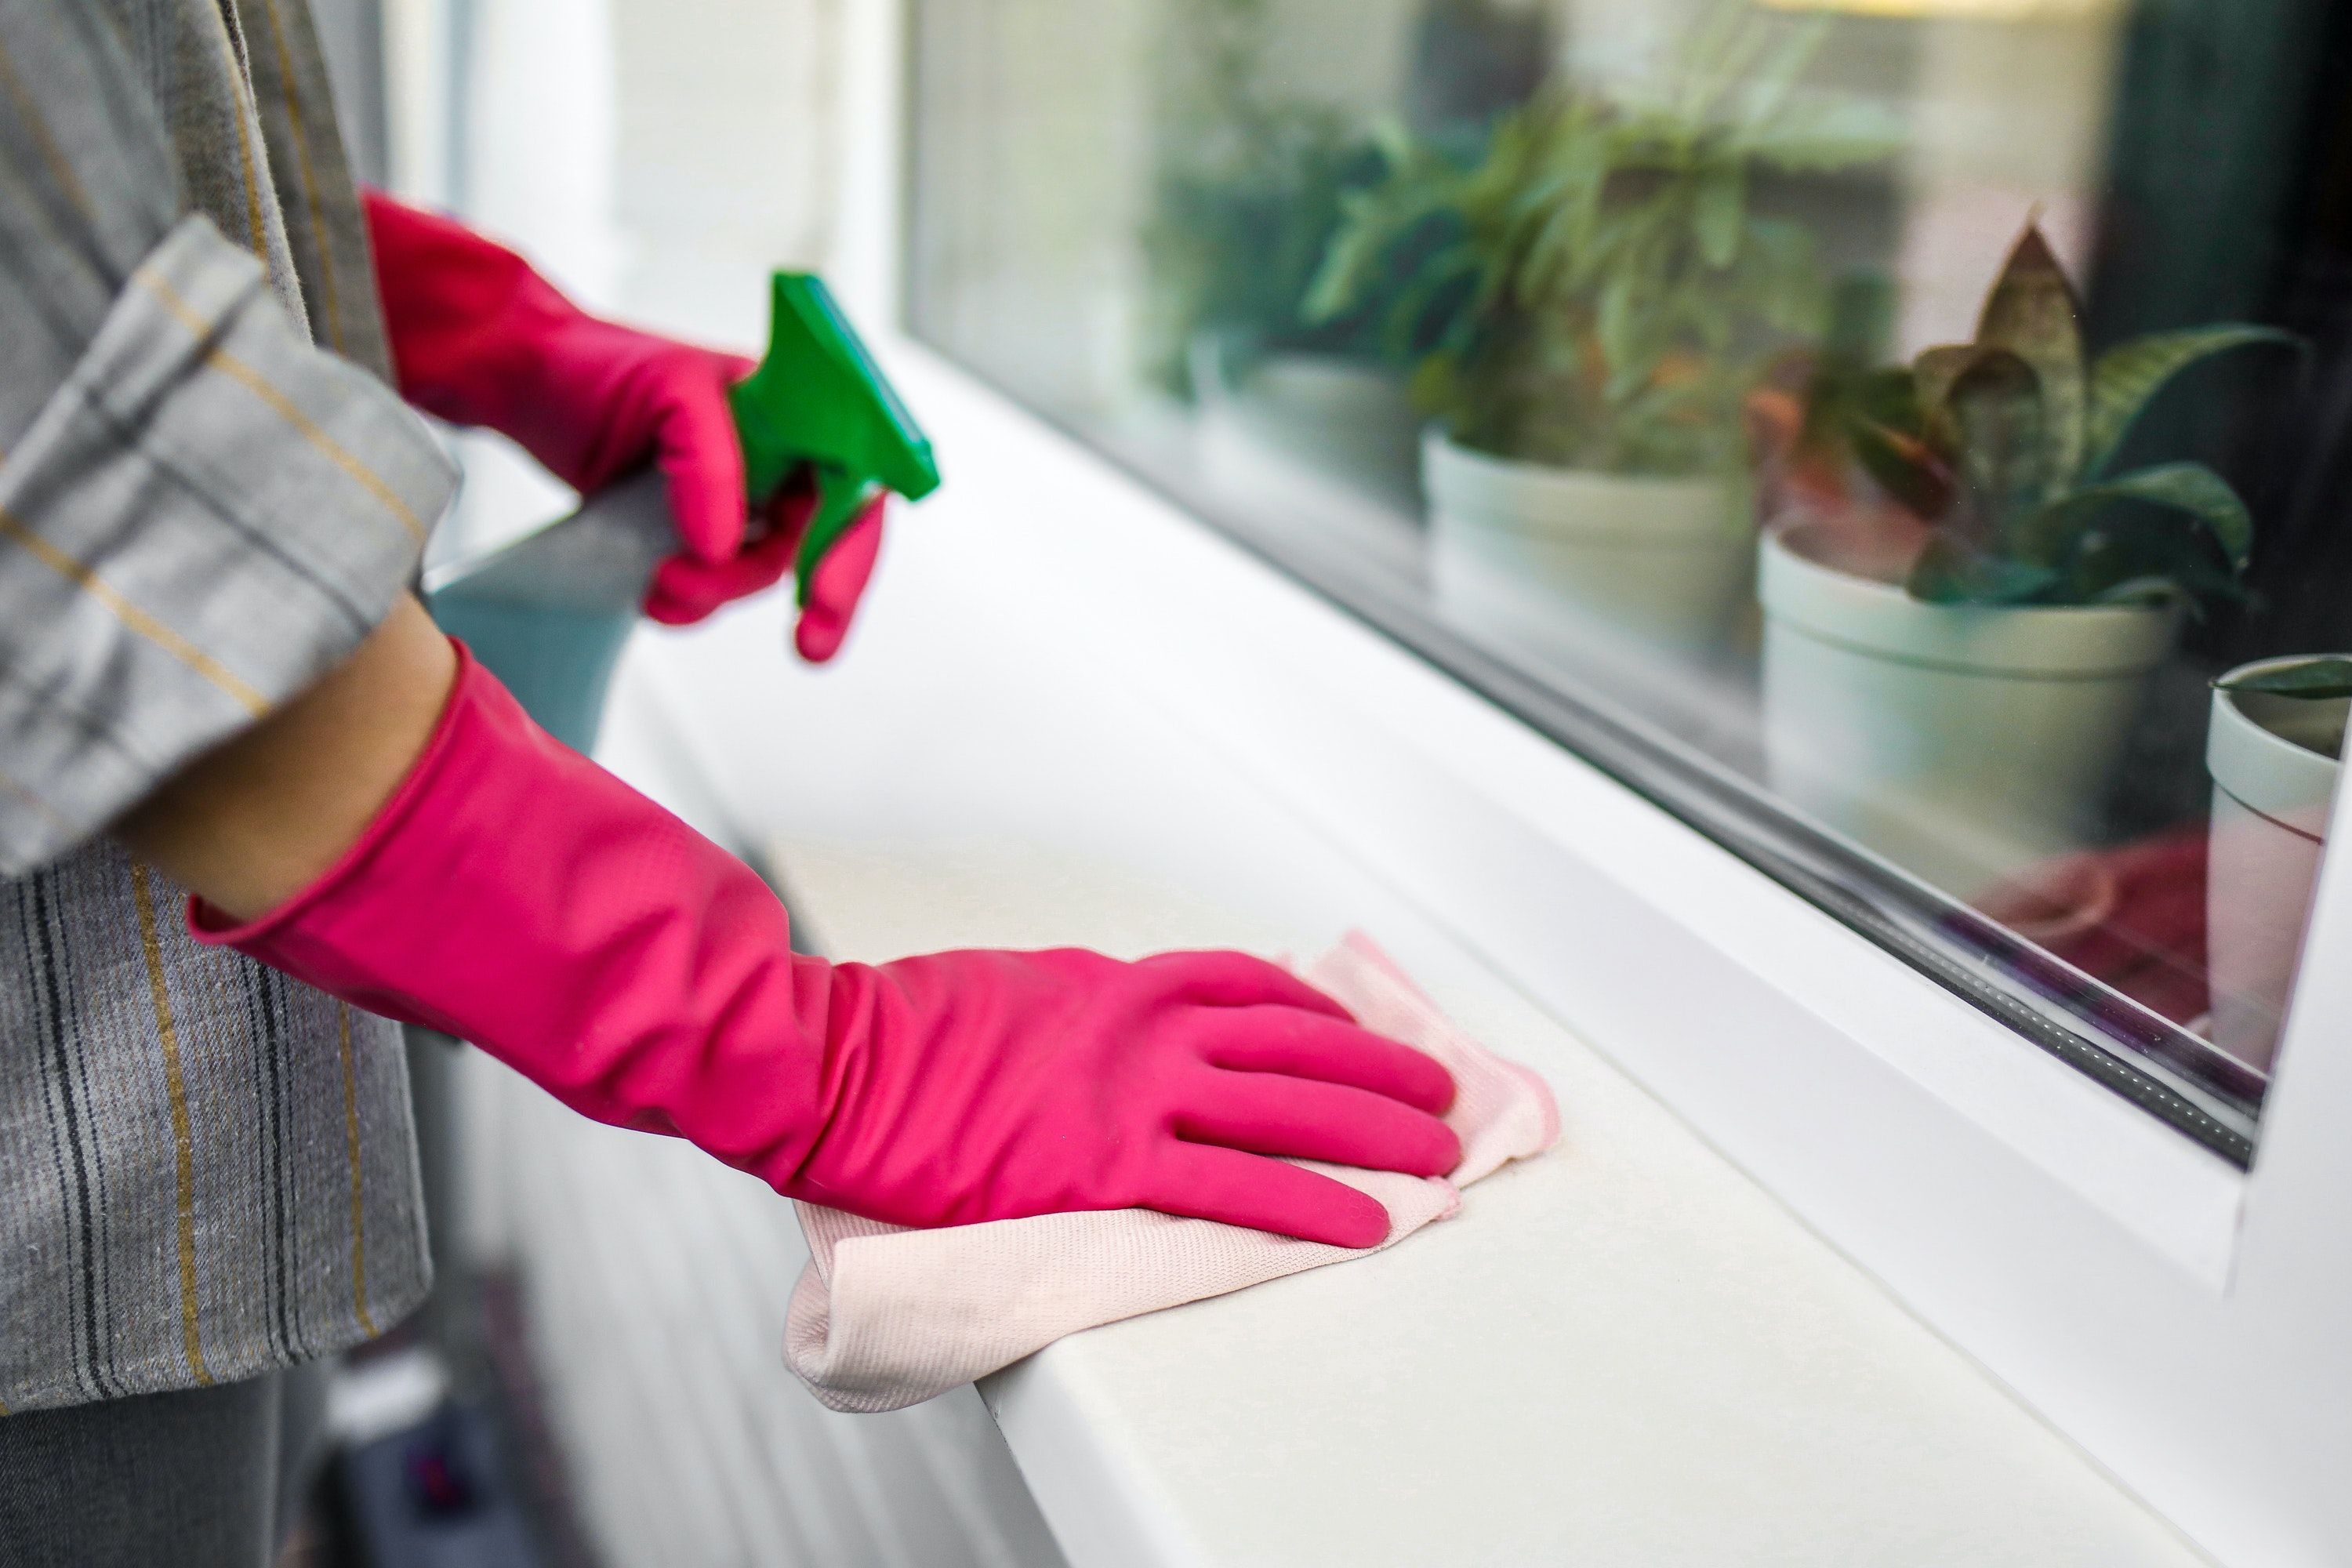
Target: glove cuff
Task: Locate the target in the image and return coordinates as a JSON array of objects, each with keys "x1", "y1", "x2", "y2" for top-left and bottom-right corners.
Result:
[{"x1": 192, "y1": 639, "x2": 832, "y2": 1178}]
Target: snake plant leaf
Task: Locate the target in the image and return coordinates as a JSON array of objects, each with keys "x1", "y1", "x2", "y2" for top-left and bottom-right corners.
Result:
[
  {"x1": 1973, "y1": 223, "x2": 2088, "y2": 492},
  {"x1": 2216, "y1": 657, "x2": 2352, "y2": 700},
  {"x1": 1940, "y1": 349, "x2": 2047, "y2": 551},
  {"x1": 2084, "y1": 325, "x2": 2299, "y2": 476},
  {"x1": 1911, "y1": 343, "x2": 2031, "y2": 441},
  {"x1": 2027, "y1": 461, "x2": 2255, "y2": 570}
]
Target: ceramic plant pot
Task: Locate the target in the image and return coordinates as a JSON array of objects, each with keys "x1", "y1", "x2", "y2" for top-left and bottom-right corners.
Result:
[
  {"x1": 2205, "y1": 658, "x2": 2347, "y2": 1071},
  {"x1": 1759, "y1": 521, "x2": 2180, "y2": 895},
  {"x1": 1196, "y1": 343, "x2": 1421, "y2": 506},
  {"x1": 1422, "y1": 433, "x2": 1746, "y2": 679}
]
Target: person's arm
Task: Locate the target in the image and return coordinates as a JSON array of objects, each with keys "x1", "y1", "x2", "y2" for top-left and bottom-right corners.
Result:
[
  {"x1": 187, "y1": 638, "x2": 1461, "y2": 1246},
  {"x1": 116, "y1": 597, "x2": 455, "y2": 922},
  {"x1": 0, "y1": 4, "x2": 454, "y2": 882}
]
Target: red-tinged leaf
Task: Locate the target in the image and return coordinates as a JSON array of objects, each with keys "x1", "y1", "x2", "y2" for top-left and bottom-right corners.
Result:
[{"x1": 1850, "y1": 417, "x2": 1954, "y2": 519}]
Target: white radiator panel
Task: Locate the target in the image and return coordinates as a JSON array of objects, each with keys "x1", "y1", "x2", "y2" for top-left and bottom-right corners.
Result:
[{"x1": 469, "y1": 1057, "x2": 1069, "y2": 1568}]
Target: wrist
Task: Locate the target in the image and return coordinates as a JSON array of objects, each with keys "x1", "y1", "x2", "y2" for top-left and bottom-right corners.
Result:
[{"x1": 118, "y1": 598, "x2": 459, "y2": 922}]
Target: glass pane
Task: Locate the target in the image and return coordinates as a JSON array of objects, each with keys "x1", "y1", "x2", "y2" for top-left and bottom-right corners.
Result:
[{"x1": 907, "y1": 0, "x2": 2352, "y2": 1160}]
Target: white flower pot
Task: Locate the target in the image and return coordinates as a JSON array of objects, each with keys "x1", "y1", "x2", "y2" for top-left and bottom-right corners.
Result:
[
  {"x1": 1196, "y1": 347, "x2": 1421, "y2": 505},
  {"x1": 1422, "y1": 433, "x2": 1746, "y2": 677},
  {"x1": 2205, "y1": 658, "x2": 2346, "y2": 1072},
  {"x1": 1759, "y1": 522, "x2": 2180, "y2": 896}
]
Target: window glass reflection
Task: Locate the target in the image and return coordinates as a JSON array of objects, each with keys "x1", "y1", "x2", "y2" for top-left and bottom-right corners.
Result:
[{"x1": 909, "y1": 0, "x2": 2350, "y2": 1152}]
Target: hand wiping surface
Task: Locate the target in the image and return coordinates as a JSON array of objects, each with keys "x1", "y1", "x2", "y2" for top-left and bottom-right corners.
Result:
[{"x1": 783, "y1": 931, "x2": 1560, "y2": 1413}]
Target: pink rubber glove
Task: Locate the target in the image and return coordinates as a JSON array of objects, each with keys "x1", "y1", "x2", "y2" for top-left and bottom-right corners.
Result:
[
  {"x1": 191, "y1": 645, "x2": 1460, "y2": 1246},
  {"x1": 364, "y1": 191, "x2": 878, "y2": 656}
]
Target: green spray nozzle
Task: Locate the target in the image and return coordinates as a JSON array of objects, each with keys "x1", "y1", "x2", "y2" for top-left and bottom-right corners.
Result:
[
  {"x1": 730, "y1": 274, "x2": 941, "y2": 604},
  {"x1": 425, "y1": 274, "x2": 931, "y2": 753}
]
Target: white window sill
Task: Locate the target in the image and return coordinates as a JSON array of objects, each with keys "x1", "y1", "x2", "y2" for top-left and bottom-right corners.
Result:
[
  {"x1": 738, "y1": 833, "x2": 2203, "y2": 1568},
  {"x1": 604, "y1": 350, "x2": 2212, "y2": 1562}
]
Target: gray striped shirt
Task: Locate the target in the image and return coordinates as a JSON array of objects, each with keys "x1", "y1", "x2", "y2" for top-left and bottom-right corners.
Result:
[{"x1": 0, "y1": 0, "x2": 448, "y2": 1411}]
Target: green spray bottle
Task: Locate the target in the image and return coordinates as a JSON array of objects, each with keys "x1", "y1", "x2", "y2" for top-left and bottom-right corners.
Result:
[{"x1": 425, "y1": 274, "x2": 939, "y2": 752}]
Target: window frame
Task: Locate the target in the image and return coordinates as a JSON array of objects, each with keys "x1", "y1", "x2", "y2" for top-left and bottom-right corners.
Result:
[{"x1": 849, "y1": 5, "x2": 2352, "y2": 1563}]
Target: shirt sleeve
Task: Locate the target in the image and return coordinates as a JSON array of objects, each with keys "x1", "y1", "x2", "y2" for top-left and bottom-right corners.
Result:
[{"x1": 0, "y1": 2, "x2": 456, "y2": 877}]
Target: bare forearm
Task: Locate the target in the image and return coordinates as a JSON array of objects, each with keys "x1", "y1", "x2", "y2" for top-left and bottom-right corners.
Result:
[{"x1": 116, "y1": 597, "x2": 457, "y2": 922}]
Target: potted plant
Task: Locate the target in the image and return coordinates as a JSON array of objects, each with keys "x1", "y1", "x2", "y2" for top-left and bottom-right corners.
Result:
[
  {"x1": 2204, "y1": 656, "x2": 2347, "y2": 1070},
  {"x1": 1307, "y1": 7, "x2": 1896, "y2": 670},
  {"x1": 1752, "y1": 222, "x2": 2296, "y2": 894},
  {"x1": 1144, "y1": 0, "x2": 1423, "y2": 502}
]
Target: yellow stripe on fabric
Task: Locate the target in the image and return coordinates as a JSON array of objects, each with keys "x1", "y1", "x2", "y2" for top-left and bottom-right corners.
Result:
[
  {"x1": 336, "y1": 1005, "x2": 376, "y2": 1337},
  {"x1": 0, "y1": 36, "x2": 90, "y2": 225},
  {"x1": 132, "y1": 267, "x2": 430, "y2": 544},
  {"x1": 131, "y1": 863, "x2": 216, "y2": 1388},
  {"x1": 252, "y1": 0, "x2": 344, "y2": 354},
  {"x1": 0, "y1": 507, "x2": 270, "y2": 715},
  {"x1": 213, "y1": 22, "x2": 271, "y2": 264}
]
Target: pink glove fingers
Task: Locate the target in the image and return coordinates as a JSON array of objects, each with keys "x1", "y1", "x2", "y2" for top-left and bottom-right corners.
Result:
[
  {"x1": 1152, "y1": 1143, "x2": 1396, "y2": 1250},
  {"x1": 1174, "y1": 1070, "x2": 1461, "y2": 1174},
  {"x1": 1200, "y1": 1007, "x2": 1460, "y2": 1113},
  {"x1": 1138, "y1": 949, "x2": 1359, "y2": 1019},
  {"x1": 652, "y1": 351, "x2": 757, "y2": 564},
  {"x1": 368, "y1": 193, "x2": 891, "y2": 641},
  {"x1": 793, "y1": 497, "x2": 887, "y2": 665},
  {"x1": 644, "y1": 485, "x2": 815, "y2": 626}
]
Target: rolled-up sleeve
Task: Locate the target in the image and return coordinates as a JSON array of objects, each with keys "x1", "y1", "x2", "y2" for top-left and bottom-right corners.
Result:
[{"x1": 0, "y1": 2, "x2": 455, "y2": 875}]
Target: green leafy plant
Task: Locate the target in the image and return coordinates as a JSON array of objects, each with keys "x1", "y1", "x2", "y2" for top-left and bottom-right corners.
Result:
[
  {"x1": 2217, "y1": 657, "x2": 2352, "y2": 702},
  {"x1": 1805, "y1": 223, "x2": 2299, "y2": 608},
  {"x1": 1305, "y1": 5, "x2": 1898, "y2": 475},
  {"x1": 1142, "y1": 0, "x2": 1415, "y2": 394},
  {"x1": 1146, "y1": 123, "x2": 1401, "y2": 383}
]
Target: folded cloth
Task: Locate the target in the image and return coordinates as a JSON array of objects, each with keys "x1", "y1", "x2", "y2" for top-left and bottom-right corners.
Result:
[{"x1": 783, "y1": 931, "x2": 1560, "y2": 1413}]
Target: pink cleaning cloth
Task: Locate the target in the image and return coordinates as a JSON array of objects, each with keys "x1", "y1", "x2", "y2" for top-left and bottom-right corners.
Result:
[{"x1": 782, "y1": 931, "x2": 1560, "y2": 1414}]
